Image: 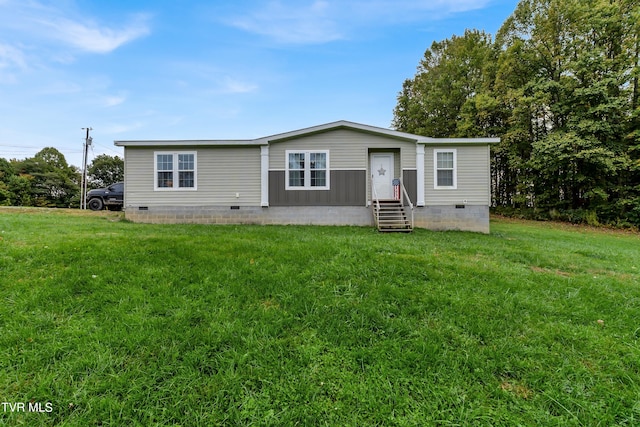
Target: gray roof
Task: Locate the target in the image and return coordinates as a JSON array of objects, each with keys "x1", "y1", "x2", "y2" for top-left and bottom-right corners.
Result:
[{"x1": 114, "y1": 120, "x2": 500, "y2": 147}]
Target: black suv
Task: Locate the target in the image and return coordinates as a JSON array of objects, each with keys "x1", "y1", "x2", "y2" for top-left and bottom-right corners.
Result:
[{"x1": 86, "y1": 182, "x2": 124, "y2": 211}]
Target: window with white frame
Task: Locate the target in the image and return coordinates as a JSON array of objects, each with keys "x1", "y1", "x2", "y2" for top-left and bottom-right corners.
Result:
[
  {"x1": 286, "y1": 150, "x2": 329, "y2": 190},
  {"x1": 154, "y1": 151, "x2": 197, "y2": 190},
  {"x1": 434, "y1": 149, "x2": 457, "y2": 189}
]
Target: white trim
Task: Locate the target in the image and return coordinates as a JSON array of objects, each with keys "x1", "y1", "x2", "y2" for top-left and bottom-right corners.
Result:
[
  {"x1": 416, "y1": 144, "x2": 425, "y2": 206},
  {"x1": 153, "y1": 151, "x2": 197, "y2": 191},
  {"x1": 258, "y1": 120, "x2": 429, "y2": 144},
  {"x1": 260, "y1": 145, "x2": 269, "y2": 207},
  {"x1": 370, "y1": 152, "x2": 395, "y2": 199},
  {"x1": 434, "y1": 149, "x2": 457, "y2": 190},
  {"x1": 285, "y1": 150, "x2": 330, "y2": 190},
  {"x1": 426, "y1": 137, "x2": 500, "y2": 144},
  {"x1": 486, "y1": 145, "x2": 491, "y2": 204}
]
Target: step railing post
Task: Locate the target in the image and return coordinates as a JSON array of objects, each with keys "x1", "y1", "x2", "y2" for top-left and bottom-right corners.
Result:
[
  {"x1": 371, "y1": 174, "x2": 381, "y2": 229},
  {"x1": 399, "y1": 178, "x2": 414, "y2": 230}
]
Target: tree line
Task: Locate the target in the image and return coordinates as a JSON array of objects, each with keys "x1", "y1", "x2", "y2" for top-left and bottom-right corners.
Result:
[
  {"x1": 393, "y1": 0, "x2": 640, "y2": 227},
  {"x1": 0, "y1": 148, "x2": 123, "y2": 208}
]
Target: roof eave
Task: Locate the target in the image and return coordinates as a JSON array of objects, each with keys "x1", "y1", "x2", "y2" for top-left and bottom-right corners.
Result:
[
  {"x1": 421, "y1": 138, "x2": 501, "y2": 144},
  {"x1": 257, "y1": 120, "x2": 426, "y2": 143},
  {"x1": 114, "y1": 139, "x2": 263, "y2": 147}
]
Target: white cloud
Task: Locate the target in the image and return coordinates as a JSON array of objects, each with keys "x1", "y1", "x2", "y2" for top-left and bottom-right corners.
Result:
[
  {"x1": 220, "y1": 77, "x2": 258, "y2": 94},
  {"x1": 104, "y1": 122, "x2": 144, "y2": 134},
  {"x1": 228, "y1": 0, "x2": 343, "y2": 44},
  {"x1": 351, "y1": 0, "x2": 491, "y2": 17},
  {"x1": 226, "y1": 0, "x2": 491, "y2": 44},
  {"x1": 0, "y1": 1, "x2": 151, "y2": 55},
  {"x1": 36, "y1": 14, "x2": 151, "y2": 54},
  {"x1": 168, "y1": 61, "x2": 259, "y2": 95},
  {"x1": 0, "y1": 43, "x2": 27, "y2": 70},
  {"x1": 38, "y1": 80, "x2": 83, "y2": 95},
  {"x1": 166, "y1": 116, "x2": 185, "y2": 127},
  {"x1": 0, "y1": 43, "x2": 26, "y2": 83},
  {"x1": 104, "y1": 93, "x2": 127, "y2": 107}
]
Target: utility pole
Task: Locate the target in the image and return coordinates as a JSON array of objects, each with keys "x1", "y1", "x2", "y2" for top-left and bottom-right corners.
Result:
[{"x1": 81, "y1": 127, "x2": 93, "y2": 209}]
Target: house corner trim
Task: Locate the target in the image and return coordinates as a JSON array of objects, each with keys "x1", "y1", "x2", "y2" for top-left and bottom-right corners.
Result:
[
  {"x1": 261, "y1": 145, "x2": 269, "y2": 207},
  {"x1": 416, "y1": 144, "x2": 425, "y2": 206}
]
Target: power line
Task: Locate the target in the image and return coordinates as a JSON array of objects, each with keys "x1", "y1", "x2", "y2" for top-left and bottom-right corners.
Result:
[
  {"x1": 0, "y1": 146, "x2": 84, "y2": 153},
  {"x1": 91, "y1": 142, "x2": 123, "y2": 156},
  {"x1": 0, "y1": 144, "x2": 48, "y2": 149}
]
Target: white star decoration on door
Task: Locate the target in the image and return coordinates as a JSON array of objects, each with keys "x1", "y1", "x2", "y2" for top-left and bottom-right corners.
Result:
[{"x1": 377, "y1": 165, "x2": 386, "y2": 176}]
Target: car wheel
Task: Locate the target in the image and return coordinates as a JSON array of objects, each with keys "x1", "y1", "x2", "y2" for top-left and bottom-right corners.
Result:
[{"x1": 88, "y1": 198, "x2": 104, "y2": 211}]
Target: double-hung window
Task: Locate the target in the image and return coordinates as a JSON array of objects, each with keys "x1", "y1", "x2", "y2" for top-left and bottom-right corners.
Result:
[
  {"x1": 154, "y1": 151, "x2": 197, "y2": 190},
  {"x1": 286, "y1": 150, "x2": 329, "y2": 190},
  {"x1": 434, "y1": 149, "x2": 457, "y2": 189}
]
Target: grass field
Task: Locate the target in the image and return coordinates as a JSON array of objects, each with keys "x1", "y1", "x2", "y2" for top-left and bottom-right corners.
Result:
[{"x1": 0, "y1": 208, "x2": 639, "y2": 426}]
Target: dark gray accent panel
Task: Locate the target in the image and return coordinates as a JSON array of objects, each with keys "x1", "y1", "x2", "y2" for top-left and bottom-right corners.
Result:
[
  {"x1": 402, "y1": 169, "x2": 417, "y2": 205},
  {"x1": 270, "y1": 170, "x2": 366, "y2": 206}
]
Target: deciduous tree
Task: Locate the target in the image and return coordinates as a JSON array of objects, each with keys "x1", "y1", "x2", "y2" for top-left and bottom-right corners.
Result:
[
  {"x1": 87, "y1": 154, "x2": 124, "y2": 189},
  {"x1": 393, "y1": 0, "x2": 640, "y2": 226}
]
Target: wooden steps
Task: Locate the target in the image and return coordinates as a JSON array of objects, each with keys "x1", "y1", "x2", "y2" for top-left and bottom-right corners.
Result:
[{"x1": 373, "y1": 199, "x2": 413, "y2": 232}]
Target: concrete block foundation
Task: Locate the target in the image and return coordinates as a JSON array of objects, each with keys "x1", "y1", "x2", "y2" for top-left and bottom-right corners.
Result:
[{"x1": 124, "y1": 205, "x2": 490, "y2": 233}]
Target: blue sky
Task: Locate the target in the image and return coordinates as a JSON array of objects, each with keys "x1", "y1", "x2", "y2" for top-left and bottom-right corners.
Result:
[{"x1": 0, "y1": 0, "x2": 518, "y2": 168}]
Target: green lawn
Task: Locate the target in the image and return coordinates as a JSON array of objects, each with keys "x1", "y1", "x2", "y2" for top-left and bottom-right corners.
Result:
[{"x1": 1, "y1": 208, "x2": 639, "y2": 426}]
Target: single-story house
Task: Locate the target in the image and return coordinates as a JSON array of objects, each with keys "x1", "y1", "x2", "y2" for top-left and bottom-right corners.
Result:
[{"x1": 114, "y1": 120, "x2": 499, "y2": 233}]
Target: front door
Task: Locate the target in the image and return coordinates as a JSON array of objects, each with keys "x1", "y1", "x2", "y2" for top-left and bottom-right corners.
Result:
[{"x1": 370, "y1": 153, "x2": 395, "y2": 199}]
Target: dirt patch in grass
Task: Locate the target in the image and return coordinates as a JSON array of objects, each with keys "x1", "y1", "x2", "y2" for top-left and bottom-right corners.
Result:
[
  {"x1": 260, "y1": 299, "x2": 281, "y2": 310},
  {"x1": 500, "y1": 381, "x2": 534, "y2": 400},
  {"x1": 530, "y1": 266, "x2": 574, "y2": 277},
  {"x1": 587, "y1": 269, "x2": 636, "y2": 281}
]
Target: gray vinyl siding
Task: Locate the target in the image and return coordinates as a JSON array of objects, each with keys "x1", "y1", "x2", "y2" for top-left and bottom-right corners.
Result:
[
  {"x1": 269, "y1": 129, "x2": 417, "y2": 170},
  {"x1": 402, "y1": 169, "x2": 417, "y2": 205},
  {"x1": 269, "y1": 170, "x2": 366, "y2": 206},
  {"x1": 124, "y1": 146, "x2": 261, "y2": 207},
  {"x1": 425, "y1": 145, "x2": 491, "y2": 205}
]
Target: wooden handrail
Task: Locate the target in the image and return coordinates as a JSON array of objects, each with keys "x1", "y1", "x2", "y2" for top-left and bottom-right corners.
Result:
[
  {"x1": 372, "y1": 176, "x2": 414, "y2": 231},
  {"x1": 398, "y1": 178, "x2": 414, "y2": 230},
  {"x1": 371, "y1": 174, "x2": 381, "y2": 228}
]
